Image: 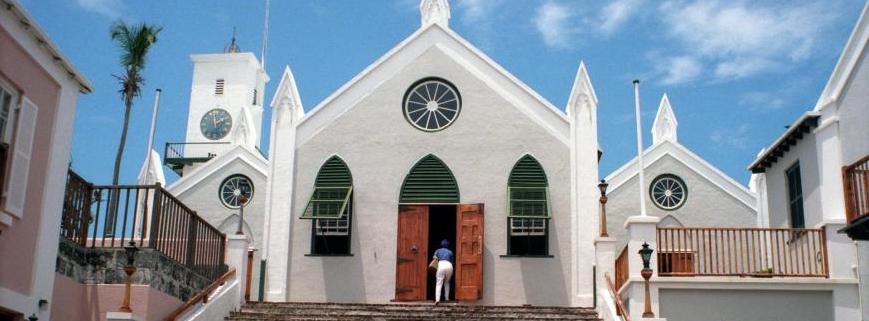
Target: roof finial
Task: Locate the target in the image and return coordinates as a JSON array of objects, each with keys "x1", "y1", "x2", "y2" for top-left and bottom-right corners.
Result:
[
  {"x1": 225, "y1": 27, "x2": 241, "y2": 53},
  {"x1": 420, "y1": 0, "x2": 450, "y2": 28},
  {"x1": 652, "y1": 94, "x2": 678, "y2": 144}
]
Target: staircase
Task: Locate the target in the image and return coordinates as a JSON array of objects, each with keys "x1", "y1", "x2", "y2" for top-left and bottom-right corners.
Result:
[{"x1": 227, "y1": 302, "x2": 602, "y2": 321}]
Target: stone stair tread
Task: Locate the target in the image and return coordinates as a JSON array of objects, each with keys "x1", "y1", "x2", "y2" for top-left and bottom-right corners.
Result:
[{"x1": 227, "y1": 302, "x2": 601, "y2": 321}]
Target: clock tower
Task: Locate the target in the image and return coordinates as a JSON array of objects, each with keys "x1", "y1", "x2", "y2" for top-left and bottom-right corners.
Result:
[{"x1": 173, "y1": 36, "x2": 269, "y2": 175}]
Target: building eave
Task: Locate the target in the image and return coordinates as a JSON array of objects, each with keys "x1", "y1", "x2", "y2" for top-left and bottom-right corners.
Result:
[
  {"x1": 3, "y1": 0, "x2": 93, "y2": 93},
  {"x1": 748, "y1": 112, "x2": 821, "y2": 173}
]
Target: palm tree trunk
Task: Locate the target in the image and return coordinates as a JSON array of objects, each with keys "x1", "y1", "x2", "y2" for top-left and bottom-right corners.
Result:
[{"x1": 107, "y1": 96, "x2": 133, "y2": 236}]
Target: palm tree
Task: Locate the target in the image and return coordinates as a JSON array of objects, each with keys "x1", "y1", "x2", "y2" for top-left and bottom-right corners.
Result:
[
  {"x1": 109, "y1": 21, "x2": 161, "y2": 185},
  {"x1": 107, "y1": 21, "x2": 161, "y2": 235}
]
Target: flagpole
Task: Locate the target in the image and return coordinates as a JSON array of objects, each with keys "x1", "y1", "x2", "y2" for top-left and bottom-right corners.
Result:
[
  {"x1": 144, "y1": 88, "x2": 161, "y2": 174},
  {"x1": 633, "y1": 80, "x2": 647, "y2": 217},
  {"x1": 260, "y1": 0, "x2": 270, "y2": 68}
]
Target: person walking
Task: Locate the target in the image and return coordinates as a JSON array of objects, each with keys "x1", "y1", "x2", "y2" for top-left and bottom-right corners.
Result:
[{"x1": 433, "y1": 239, "x2": 454, "y2": 304}]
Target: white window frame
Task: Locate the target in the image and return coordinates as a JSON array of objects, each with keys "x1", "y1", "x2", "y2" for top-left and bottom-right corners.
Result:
[{"x1": 0, "y1": 79, "x2": 18, "y2": 145}]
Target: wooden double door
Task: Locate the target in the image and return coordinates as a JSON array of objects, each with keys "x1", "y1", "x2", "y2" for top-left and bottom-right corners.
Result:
[{"x1": 394, "y1": 204, "x2": 484, "y2": 301}]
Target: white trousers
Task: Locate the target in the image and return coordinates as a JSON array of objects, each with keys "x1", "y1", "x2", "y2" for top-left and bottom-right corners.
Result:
[{"x1": 435, "y1": 261, "x2": 454, "y2": 302}]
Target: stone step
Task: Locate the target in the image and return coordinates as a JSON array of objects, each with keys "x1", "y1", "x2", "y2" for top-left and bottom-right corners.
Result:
[{"x1": 228, "y1": 302, "x2": 601, "y2": 321}]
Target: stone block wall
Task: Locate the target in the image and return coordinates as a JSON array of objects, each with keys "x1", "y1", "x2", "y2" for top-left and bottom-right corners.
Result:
[{"x1": 55, "y1": 238, "x2": 219, "y2": 301}]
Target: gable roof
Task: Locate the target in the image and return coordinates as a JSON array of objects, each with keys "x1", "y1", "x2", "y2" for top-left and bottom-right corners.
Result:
[
  {"x1": 815, "y1": 2, "x2": 869, "y2": 111},
  {"x1": 605, "y1": 140, "x2": 757, "y2": 210},
  {"x1": 166, "y1": 145, "x2": 268, "y2": 198},
  {"x1": 292, "y1": 23, "x2": 572, "y2": 146}
]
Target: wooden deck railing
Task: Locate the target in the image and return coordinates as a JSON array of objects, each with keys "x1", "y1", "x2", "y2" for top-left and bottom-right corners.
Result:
[
  {"x1": 656, "y1": 227, "x2": 828, "y2": 278},
  {"x1": 843, "y1": 155, "x2": 869, "y2": 224},
  {"x1": 60, "y1": 170, "x2": 227, "y2": 281},
  {"x1": 604, "y1": 273, "x2": 631, "y2": 321},
  {"x1": 614, "y1": 245, "x2": 629, "y2": 291},
  {"x1": 164, "y1": 268, "x2": 236, "y2": 321}
]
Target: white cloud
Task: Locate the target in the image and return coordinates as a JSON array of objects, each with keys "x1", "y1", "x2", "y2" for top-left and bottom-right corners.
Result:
[
  {"x1": 658, "y1": 55, "x2": 702, "y2": 85},
  {"x1": 76, "y1": 0, "x2": 124, "y2": 19},
  {"x1": 534, "y1": 1, "x2": 575, "y2": 48},
  {"x1": 599, "y1": 0, "x2": 644, "y2": 35},
  {"x1": 658, "y1": 0, "x2": 836, "y2": 81},
  {"x1": 739, "y1": 92, "x2": 786, "y2": 110},
  {"x1": 710, "y1": 124, "x2": 751, "y2": 149},
  {"x1": 457, "y1": 0, "x2": 503, "y2": 23}
]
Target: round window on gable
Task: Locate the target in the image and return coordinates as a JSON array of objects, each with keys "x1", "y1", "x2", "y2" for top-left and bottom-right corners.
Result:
[
  {"x1": 402, "y1": 78, "x2": 461, "y2": 132},
  {"x1": 649, "y1": 174, "x2": 687, "y2": 210},
  {"x1": 219, "y1": 174, "x2": 254, "y2": 209}
]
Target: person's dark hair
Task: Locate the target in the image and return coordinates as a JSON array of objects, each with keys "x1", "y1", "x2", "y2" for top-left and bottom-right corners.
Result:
[{"x1": 440, "y1": 239, "x2": 450, "y2": 248}]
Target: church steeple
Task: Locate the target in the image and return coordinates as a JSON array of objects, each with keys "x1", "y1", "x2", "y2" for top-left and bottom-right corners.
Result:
[
  {"x1": 420, "y1": 0, "x2": 450, "y2": 28},
  {"x1": 652, "y1": 94, "x2": 678, "y2": 144}
]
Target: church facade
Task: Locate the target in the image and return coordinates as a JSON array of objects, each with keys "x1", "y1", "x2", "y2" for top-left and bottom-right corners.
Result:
[{"x1": 262, "y1": 1, "x2": 600, "y2": 306}]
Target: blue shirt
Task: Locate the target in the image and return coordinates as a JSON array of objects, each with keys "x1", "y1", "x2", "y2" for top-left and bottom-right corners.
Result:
[{"x1": 434, "y1": 248, "x2": 454, "y2": 262}]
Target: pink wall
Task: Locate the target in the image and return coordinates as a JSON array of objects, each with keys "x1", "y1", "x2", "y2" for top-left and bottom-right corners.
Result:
[
  {"x1": 0, "y1": 25, "x2": 61, "y2": 294},
  {"x1": 52, "y1": 274, "x2": 184, "y2": 321}
]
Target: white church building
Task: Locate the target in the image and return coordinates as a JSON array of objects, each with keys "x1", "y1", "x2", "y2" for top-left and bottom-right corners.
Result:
[{"x1": 133, "y1": 1, "x2": 869, "y2": 320}]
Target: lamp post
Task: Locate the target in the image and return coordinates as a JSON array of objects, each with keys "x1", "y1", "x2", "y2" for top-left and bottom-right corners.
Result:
[
  {"x1": 639, "y1": 242, "x2": 655, "y2": 318},
  {"x1": 120, "y1": 241, "x2": 139, "y2": 313},
  {"x1": 236, "y1": 194, "x2": 249, "y2": 235},
  {"x1": 598, "y1": 179, "x2": 609, "y2": 237}
]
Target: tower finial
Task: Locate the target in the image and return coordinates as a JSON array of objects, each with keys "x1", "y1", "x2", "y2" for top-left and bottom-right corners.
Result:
[
  {"x1": 225, "y1": 27, "x2": 241, "y2": 53},
  {"x1": 652, "y1": 94, "x2": 678, "y2": 144},
  {"x1": 420, "y1": 0, "x2": 450, "y2": 28}
]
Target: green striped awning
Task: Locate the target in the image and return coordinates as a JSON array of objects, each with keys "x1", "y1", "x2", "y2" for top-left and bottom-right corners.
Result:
[
  {"x1": 301, "y1": 156, "x2": 353, "y2": 219},
  {"x1": 508, "y1": 155, "x2": 550, "y2": 218},
  {"x1": 400, "y1": 154, "x2": 459, "y2": 203}
]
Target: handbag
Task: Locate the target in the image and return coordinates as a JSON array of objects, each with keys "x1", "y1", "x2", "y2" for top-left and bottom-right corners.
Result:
[{"x1": 428, "y1": 258, "x2": 439, "y2": 272}]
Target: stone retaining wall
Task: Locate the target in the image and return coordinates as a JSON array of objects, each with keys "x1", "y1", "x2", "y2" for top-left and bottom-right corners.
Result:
[{"x1": 55, "y1": 238, "x2": 217, "y2": 301}]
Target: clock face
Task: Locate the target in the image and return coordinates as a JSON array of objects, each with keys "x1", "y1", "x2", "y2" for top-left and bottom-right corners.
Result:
[
  {"x1": 200, "y1": 108, "x2": 232, "y2": 140},
  {"x1": 403, "y1": 78, "x2": 461, "y2": 132}
]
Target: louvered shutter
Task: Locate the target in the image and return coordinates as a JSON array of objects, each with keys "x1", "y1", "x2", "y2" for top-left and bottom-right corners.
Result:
[
  {"x1": 507, "y1": 155, "x2": 550, "y2": 219},
  {"x1": 400, "y1": 155, "x2": 459, "y2": 203},
  {"x1": 4, "y1": 98, "x2": 37, "y2": 217},
  {"x1": 300, "y1": 156, "x2": 353, "y2": 219}
]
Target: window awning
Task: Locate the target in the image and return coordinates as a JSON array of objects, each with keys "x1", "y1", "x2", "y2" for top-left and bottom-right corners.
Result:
[{"x1": 300, "y1": 186, "x2": 353, "y2": 219}]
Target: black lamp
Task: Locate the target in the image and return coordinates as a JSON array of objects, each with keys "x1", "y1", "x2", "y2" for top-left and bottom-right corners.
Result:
[
  {"x1": 124, "y1": 241, "x2": 139, "y2": 267},
  {"x1": 598, "y1": 179, "x2": 608, "y2": 197},
  {"x1": 639, "y1": 242, "x2": 653, "y2": 269},
  {"x1": 28, "y1": 313, "x2": 38, "y2": 321}
]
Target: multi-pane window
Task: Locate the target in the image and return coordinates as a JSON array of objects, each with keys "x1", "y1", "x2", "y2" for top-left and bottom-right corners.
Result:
[
  {"x1": 301, "y1": 156, "x2": 353, "y2": 255},
  {"x1": 0, "y1": 85, "x2": 14, "y2": 144},
  {"x1": 507, "y1": 155, "x2": 550, "y2": 256},
  {"x1": 786, "y1": 162, "x2": 805, "y2": 228}
]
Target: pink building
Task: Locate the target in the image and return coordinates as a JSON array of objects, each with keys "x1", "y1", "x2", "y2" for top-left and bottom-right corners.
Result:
[{"x1": 0, "y1": 1, "x2": 92, "y2": 320}]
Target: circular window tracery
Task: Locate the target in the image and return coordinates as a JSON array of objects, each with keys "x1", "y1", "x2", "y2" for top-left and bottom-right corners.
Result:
[
  {"x1": 403, "y1": 78, "x2": 461, "y2": 131},
  {"x1": 219, "y1": 174, "x2": 253, "y2": 209},
  {"x1": 650, "y1": 174, "x2": 687, "y2": 210}
]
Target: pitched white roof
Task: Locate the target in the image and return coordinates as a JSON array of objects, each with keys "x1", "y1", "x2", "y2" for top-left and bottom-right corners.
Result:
[
  {"x1": 605, "y1": 140, "x2": 757, "y2": 210},
  {"x1": 291, "y1": 23, "x2": 572, "y2": 146},
  {"x1": 166, "y1": 145, "x2": 268, "y2": 198},
  {"x1": 815, "y1": 2, "x2": 869, "y2": 111}
]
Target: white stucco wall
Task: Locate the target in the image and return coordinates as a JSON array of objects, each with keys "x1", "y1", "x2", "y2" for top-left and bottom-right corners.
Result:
[
  {"x1": 284, "y1": 44, "x2": 586, "y2": 306},
  {"x1": 836, "y1": 47, "x2": 869, "y2": 165},
  {"x1": 659, "y1": 289, "x2": 833, "y2": 321},
  {"x1": 607, "y1": 154, "x2": 757, "y2": 250},
  {"x1": 763, "y1": 134, "x2": 821, "y2": 229},
  {"x1": 172, "y1": 158, "x2": 266, "y2": 299}
]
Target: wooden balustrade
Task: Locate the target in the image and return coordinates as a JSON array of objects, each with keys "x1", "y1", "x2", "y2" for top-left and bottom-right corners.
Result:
[
  {"x1": 163, "y1": 269, "x2": 236, "y2": 321},
  {"x1": 843, "y1": 155, "x2": 869, "y2": 224},
  {"x1": 614, "y1": 245, "x2": 629, "y2": 291},
  {"x1": 604, "y1": 273, "x2": 631, "y2": 321},
  {"x1": 60, "y1": 170, "x2": 227, "y2": 281},
  {"x1": 656, "y1": 227, "x2": 828, "y2": 278}
]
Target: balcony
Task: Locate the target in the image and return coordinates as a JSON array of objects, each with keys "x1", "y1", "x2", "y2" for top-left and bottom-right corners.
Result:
[
  {"x1": 614, "y1": 227, "x2": 829, "y2": 291},
  {"x1": 164, "y1": 142, "x2": 230, "y2": 176},
  {"x1": 60, "y1": 170, "x2": 227, "y2": 282},
  {"x1": 842, "y1": 156, "x2": 869, "y2": 240}
]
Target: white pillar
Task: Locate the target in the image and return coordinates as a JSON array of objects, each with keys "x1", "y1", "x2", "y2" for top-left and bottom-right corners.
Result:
[
  {"x1": 263, "y1": 67, "x2": 302, "y2": 302},
  {"x1": 814, "y1": 118, "x2": 846, "y2": 222},
  {"x1": 625, "y1": 215, "x2": 661, "y2": 320},
  {"x1": 226, "y1": 234, "x2": 250, "y2": 306},
  {"x1": 595, "y1": 236, "x2": 617, "y2": 310}
]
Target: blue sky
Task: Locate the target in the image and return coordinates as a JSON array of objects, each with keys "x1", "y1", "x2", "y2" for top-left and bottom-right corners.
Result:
[{"x1": 20, "y1": 0, "x2": 866, "y2": 185}]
